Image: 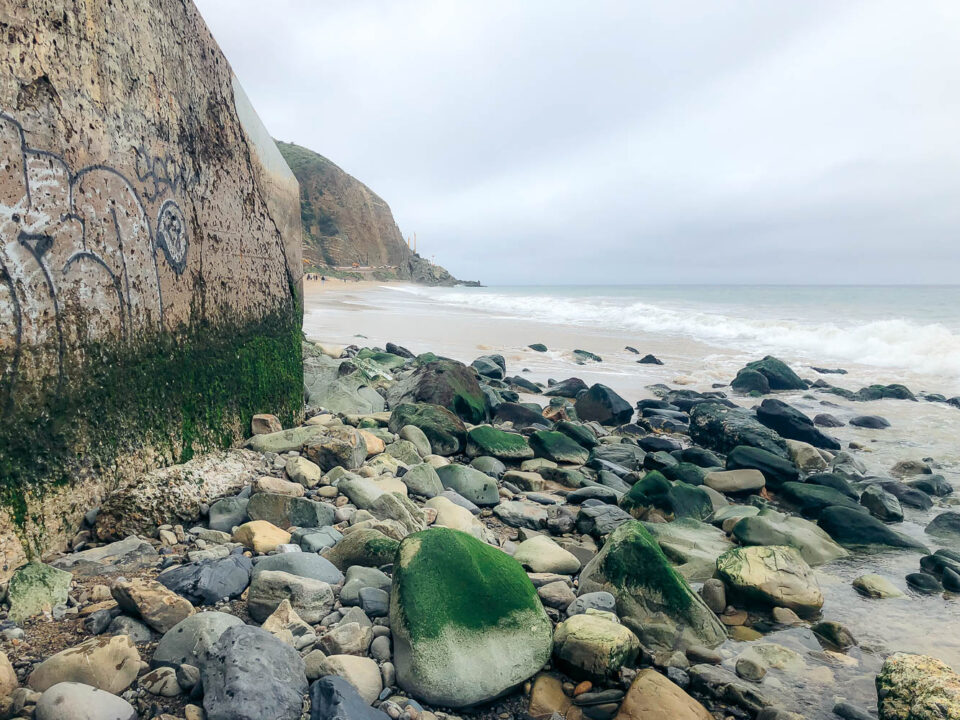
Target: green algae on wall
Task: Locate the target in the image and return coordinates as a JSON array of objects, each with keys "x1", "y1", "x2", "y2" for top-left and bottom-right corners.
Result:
[{"x1": 0, "y1": 303, "x2": 303, "y2": 542}]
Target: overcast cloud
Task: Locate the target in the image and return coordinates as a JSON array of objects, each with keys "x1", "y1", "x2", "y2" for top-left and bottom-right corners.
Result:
[{"x1": 194, "y1": 1, "x2": 960, "y2": 284}]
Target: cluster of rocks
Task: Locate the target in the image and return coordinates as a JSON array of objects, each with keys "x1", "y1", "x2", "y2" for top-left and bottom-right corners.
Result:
[{"x1": 2, "y1": 345, "x2": 958, "y2": 720}]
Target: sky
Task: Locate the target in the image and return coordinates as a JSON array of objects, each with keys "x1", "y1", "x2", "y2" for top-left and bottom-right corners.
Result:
[{"x1": 194, "y1": 1, "x2": 960, "y2": 285}]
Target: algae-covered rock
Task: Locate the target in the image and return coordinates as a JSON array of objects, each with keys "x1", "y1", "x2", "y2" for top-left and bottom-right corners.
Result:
[
  {"x1": 8, "y1": 563, "x2": 72, "y2": 622},
  {"x1": 577, "y1": 521, "x2": 726, "y2": 649},
  {"x1": 387, "y1": 359, "x2": 487, "y2": 424},
  {"x1": 465, "y1": 426, "x2": 534, "y2": 460},
  {"x1": 620, "y1": 472, "x2": 713, "y2": 521},
  {"x1": 323, "y1": 529, "x2": 400, "y2": 571},
  {"x1": 733, "y1": 356, "x2": 806, "y2": 392},
  {"x1": 388, "y1": 403, "x2": 466, "y2": 456},
  {"x1": 529, "y1": 430, "x2": 590, "y2": 465},
  {"x1": 716, "y1": 545, "x2": 823, "y2": 616},
  {"x1": 390, "y1": 528, "x2": 553, "y2": 707},
  {"x1": 643, "y1": 518, "x2": 733, "y2": 582},
  {"x1": 876, "y1": 652, "x2": 960, "y2": 720}
]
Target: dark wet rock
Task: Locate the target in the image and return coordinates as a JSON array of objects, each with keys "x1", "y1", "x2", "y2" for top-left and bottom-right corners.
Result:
[
  {"x1": 573, "y1": 349, "x2": 603, "y2": 364},
  {"x1": 688, "y1": 663, "x2": 770, "y2": 715},
  {"x1": 879, "y1": 481, "x2": 933, "y2": 510},
  {"x1": 690, "y1": 403, "x2": 789, "y2": 458},
  {"x1": 926, "y1": 511, "x2": 960, "y2": 541},
  {"x1": 908, "y1": 474, "x2": 953, "y2": 497},
  {"x1": 152, "y1": 612, "x2": 245, "y2": 670},
  {"x1": 662, "y1": 463, "x2": 710, "y2": 487},
  {"x1": 388, "y1": 403, "x2": 466, "y2": 456},
  {"x1": 493, "y1": 402, "x2": 553, "y2": 429},
  {"x1": 544, "y1": 377, "x2": 590, "y2": 399},
  {"x1": 859, "y1": 485, "x2": 904, "y2": 522},
  {"x1": 202, "y1": 625, "x2": 307, "y2": 720},
  {"x1": 732, "y1": 356, "x2": 806, "y2": 392},
  {"x1": 157, "y1": 555, "x2": 252, "y2": 605},
  {"x1": 465, "y1": 426, "x2": 534, "y2": 460},
  {"x1": 678, "y1": 447, "x2": 723, "y2": 468},
  {"x1": 638, "y1": 354, "x2": 664, "y2": 365},
  {"x1": 386, "y1": 359, "x2": 487, "y2": 424},
  {"x1": 530, "y1": 430, "x2": 590, "y2": 464},
  {"x1": 529, "y1": 343, "x2": 548, "y2": 352},
  {"x1": 509, "y1": 375, "x2": 542, "y2": 393},
  {"x1": 574, "y1": 384, "x2": 633, "y2": 426},
  {"x1": 943, "y1": 567, "x2": 960, "y2": 592},
  {"x1": 620, "y1": 472, "x2": 712, "y2": 521},
  {"x1": 755, "y1": 399, "x2": 841, "y2": 450},
  {"x1": 566, "y1": 591, "x2": 618, "y2": 617},
  {"x1": 556, "y1": 421, "x2": 600, "y2": 449},
  {"x1": 566, "y1": 486, "x2": 621, "y2": 505},
  {"x1": 472, "y1": 354, "x2": 506, "y2": 380},
  {"x1": 906, "y1": 572, "x2": 942, "y2": 593},
  {"x1": 731, "y1": 369, "x2": 770, "y2": 394},
  {"x1": 468, "y1": 456, "x2": 506, "y2": 479},
  {"x1": 850, "y1": 415, "x2": 890, "y2": 429},
  {"x1": 813, "y1": 413, "x2": 844, "y2": 428},
  {"x1": 589, "y1": 444, "x2": 646, "y2": 471},
  {"x1": 726, "y1": 446, "x2": 798, "y2": 490},
  {"x1": 309, "y1": 676, "x2": 390, "y2": 720},
  {"x1": 818, "y1": 506, "x2": 928, "y2": 552},
  {"x1": 386, "y1": 342, "x2": 414, "y2": 359},
  {"x1": 812, "y1": 620, "x2": 857, "y2": 650},
  {"x1": 780, "y1": 481, "x2": 864, "y2": 518},
  {"x1": 804, "y1": 472, "x2": 858, "y2": 499},
  {"x1": 833, "y1": 703, "x2": 874, "y2": 720}
]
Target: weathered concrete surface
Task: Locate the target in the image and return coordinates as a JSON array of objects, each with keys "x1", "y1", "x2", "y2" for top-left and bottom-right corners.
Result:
[{"x1": 0, "y1": 0, "x2": 302, "y2": 576}]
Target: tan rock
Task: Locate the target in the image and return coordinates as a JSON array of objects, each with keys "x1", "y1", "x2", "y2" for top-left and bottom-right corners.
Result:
[
  {"x1": 232, "y1": 521, "x2": 291, "y2": 553},
  {"x1": 28, "y1": 635, "x2": 140, "y2": 693},
  {"x1": 0, "y1": 651, "x2": 17, "y2": 697},
  {"x1": 252, "y1": 476, "x2": 305, "y2": 497},
  {"x1": 252, "y1": 414, "x2": 283, "y2": 435},
  {"x1": 111, "y1": 579, "x2": 194, "y2": 633},
  {"x1": 141, "y1": 666, "x2": 182, "y2": 696},
  {"x1": 286, "y1": 456, "x2": 323, "y2": 488},
  {"x1": 528, "y1": 673, "x2": 572, "y2": 720},
  {"x1": 359, "y1": 430, "x2": 386, "y2": 456},
  {"x1": 615, "y1": 669, "x2": 712, "y2": 720},
  {"x1": 318, "y1": 655, "x2": 382, "y2": 704},
  {"x1": 261, "y1": 598, "x2": 314, "y2": 647},
  {"x1": 424, "y1": 496, "x2": 485, "y2": 539},
  {"x1": 785, "y1": 440, "x2": 828, "y2": 473}
]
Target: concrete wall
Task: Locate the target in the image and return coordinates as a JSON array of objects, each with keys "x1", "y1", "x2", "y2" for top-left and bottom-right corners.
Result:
[{"x1": 0, "y1": 0, "x2": 303, "y2": 575}]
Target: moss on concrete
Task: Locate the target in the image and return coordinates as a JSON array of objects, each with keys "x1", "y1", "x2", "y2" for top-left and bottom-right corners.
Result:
[{"x1": 0, "y1": 303, "x2": 302, "y2": 549}]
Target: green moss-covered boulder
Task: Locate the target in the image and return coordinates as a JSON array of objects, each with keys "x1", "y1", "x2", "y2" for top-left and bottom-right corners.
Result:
[
  {"x1": 386, "y1": 359, "x2": 487, "y2": 424},
  {"x1": 578, "y1": 521, "x2": 726, "y2": 650},
  {"x1": 8, "y1": 563, "x2": 72, "y2": 621},
  {"x1": 390, "y1": 528, "x2": 553, "y2": 707},
  {"x1": 355, "y1": 348, "x2": 407, "y2": 370},
  {"x1": 620, "y1": 472, "x2": 712, "y2": 521},
  {"x1": 388, "y1": 403, "x2": 466, "y2": 456},
  {"x1": 465, "y1": 426, "x2": 534, "y2": 460},
  {"x1": 529, "y1": 431, "x2": 589, "y2": 464}
]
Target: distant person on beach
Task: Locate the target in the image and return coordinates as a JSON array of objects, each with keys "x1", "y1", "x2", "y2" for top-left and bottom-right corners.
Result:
[{"x1": 321, "y1": 275, "x2": 326, "y2": 283}]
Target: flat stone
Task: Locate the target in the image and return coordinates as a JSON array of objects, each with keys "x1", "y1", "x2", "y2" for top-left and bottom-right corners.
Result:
[
  {"x1": 29, "y1": 636, "x2": 140, "y2": 694},
  {"x1": 247, "y1": 570, "x2": 335, "y2": 623},
  {"x1": 8, "y1": 562, "x2": 72, "y2": 622},
  {"x1": 111, "y1": 579, "x2": 194, "y2": 633},
  {"x1": 152, "y1": 612, "x2": 244, "y2": 670},
  {"x1": 232, "y1": 520, "x2": 292, "y2": 553},
  {"x1": 514, "y1": 535, "x2": 582, "y2": 574},
  {"x1": 51, "y1": 536, "x2": 159, "y2": 577},
  {"x1": 35, "y1": 682, "x2": 137, "y2": 720}
]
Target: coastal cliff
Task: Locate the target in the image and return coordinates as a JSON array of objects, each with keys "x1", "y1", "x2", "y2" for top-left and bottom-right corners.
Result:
[{"x1": 276, "y1": 141, "x2": 471, "y2": 286}]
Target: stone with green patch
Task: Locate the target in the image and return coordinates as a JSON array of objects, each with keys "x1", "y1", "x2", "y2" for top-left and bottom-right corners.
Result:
[
  {"x1": 390, "y1": 527, "x2": 553, "y2": 707},
  {"x1": 465, "y1": 426, "x2": 534, "y2": 460},
  {"x1": 8, "y1": 562, "x2": 72, "y2": 621},
  {"x1": 529, "y1": 431, "x2": 589, "y2": 465}
]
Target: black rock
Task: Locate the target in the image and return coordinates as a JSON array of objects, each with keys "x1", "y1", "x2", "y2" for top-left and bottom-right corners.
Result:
[
  {"x1": 879, "y1": 481, "x2": 933, "y2": 510},
  {"x1": 556, "y1": 421, "x2": 600, "y2": 449},
  {"x1": 780, "y1": 482, "x2": 865, "y2": 518},
  {"x1": 926, "y1": 511, "x2": 960, "y2": 540},
  {"x1": 358, "y1": 587, "x2": 389, "y2": 617},
  {"x1": 689, "y1": 402, "x2": 789, "y2": 459},
  {"x1": 832, "y1": 702, "x2": 874, "y2": 720},
  {"x1": 907, "y1": 474, "x2": 953, "y2": 497},
  {"x1": 637, "y1": 435, "x2": 682, "y2": 454},
  {"x1": 859, "y1": 485, "x2": 904, "y2": 522},
  {"x1": 643, "y1": 451, "x2": 679, "y2": 472},
  {"x1": 589, "y1": 444, "x2": 646, "y2": 472},
  {"x1": 386, "y1": 342, "x2": 414, "y2": 359},
  {"x1": 850, "y1": 415, "x2": 890, "y2": 429},
  {"x1": 203, "y1": 625, "x2": 307, "y2": 720},
  {"x1": 943, "y1": 567, "x2": 960, "y2": 592},
  {"x1": 493, "y1": 402, "x2": 553, "y2": 430},
  {"x1": 813, "y1": 367, "x2": 848, "y2": 375},
  {"x1": 755, "y1": 398, "x2": 841, "y2": 450},
  {"x1": 508, "y1": 375, "x2": 542, "y2": 394},
  {"x1": 805, "y1": 472, "x2": 857, "y2": 499},
  {"x1": 814, "y1": 413, "x2": 844, "y2": 428},
  {"x1": 566, "y1": 486, "x2": 621, "y2": 505},
  {"x1": 573, "y1": 349, "x2": 603, "y2": 364},
  {"x1": 625, "y1": 346, "x2": 640, "y2": 354},
  {"x1": 544, "y1": 377, "x2": 589, "y2": 399},
  {"x1": 576, "y1": 504, "x2": 633, "y2": 538},
  {"x1": 158, "y1": 555, "x2": 252, "y2": 605},
  {"x1": 919, "y1": 553, "x2": 960, "y2": 578},
  {"x1": 661, "y1": 462, "x2": 709, "y2": 487},
  {"x1": 529, "y1": 343, "x2": 548, "y2": 352},
  {"x1": 726, "y1": 445, "x2": 798, "y2": 490},
  {"x1": 310, "y1": 676, "x2": 390, "y2": 720},
  {"x1": 818, "y1": 506, "x2": 928, "y2": 552},
  {"x1": 574, "y1": 384, "x2": 633, "y2": 426},
  {"x1": 906, "y1": 572, "x2": 942, "y2": 593},
  {"x1": 732, "y1": 356, "x2": 806, "y2": 391},
  {"x1": 638, "y1": 354, "x2": 664, "y2": 365},
  {"x1": 731, "y1": 368, "x2": 769, "y2": 394}
]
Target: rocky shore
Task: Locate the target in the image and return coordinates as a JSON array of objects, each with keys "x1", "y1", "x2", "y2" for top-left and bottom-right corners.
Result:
[{"x1": 2, "y1": 345, "x2": 959, "y2": 720}]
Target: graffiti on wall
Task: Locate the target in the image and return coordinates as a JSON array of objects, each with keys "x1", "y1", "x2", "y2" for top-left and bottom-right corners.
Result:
[{"x1": 0, "y1": 112, "x2": 190, "y2": 411}]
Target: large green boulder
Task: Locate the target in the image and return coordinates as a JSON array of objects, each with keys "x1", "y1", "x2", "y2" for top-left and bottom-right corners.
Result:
[
  {"x1": 732, "y1": 356, "x2": 806, "y2": 391},
  {"x1": 689, "y1": 403, "x2": 789, "y2": 459},
  {"x1": 436, "y1": 464, "x2": 500, "y2": 506},
  {"x1": 620, "y1": 472, "x2": 712, "y2": 521},
  {"x1": 387, "y1": 359, "x2": 487, "y2": 424},
  {"x1": 388, "y1": 403, "x2": 466, "y2": 456},
  {"x1": 8, "y1": 563, "x2": 72, "y2": 621},
  {"x1": 529, "y1": 431, "x2": 589, "y2": 464},
  {"x1": 577, "y1": 521, "x2": 726, "y2": 650},
  {"x1": 390, "y1": 528, "x2": 553, "y2": 707},
  {"x1": 465, "y1": 426, "x2": 534, "y2": 460}
]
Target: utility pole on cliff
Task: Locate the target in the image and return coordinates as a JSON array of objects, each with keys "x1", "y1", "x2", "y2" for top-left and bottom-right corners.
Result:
[{"x1": 414, "y1": 232, "x2": 417, "y2": 254}]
